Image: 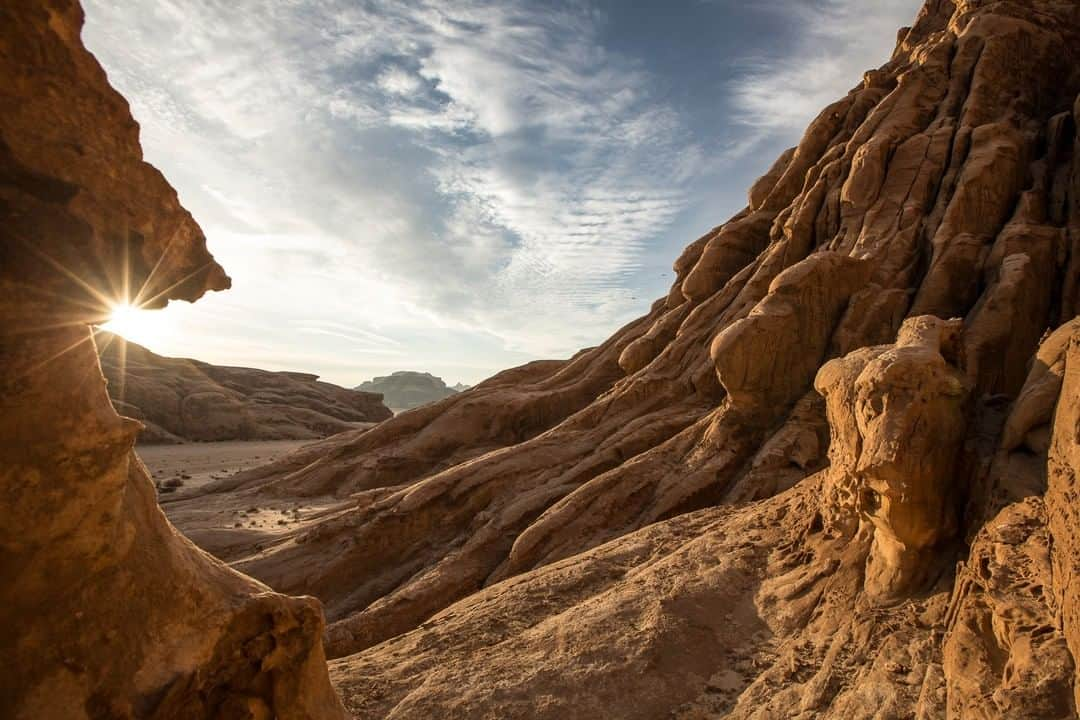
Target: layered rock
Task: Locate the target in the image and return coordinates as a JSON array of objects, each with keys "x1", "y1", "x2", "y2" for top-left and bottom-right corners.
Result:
[
  {"x1": 0, "y1": 1, "x2": 344, "y2": 716},
  {"x1": 167, "y1": 1, "x2": 1080, "y2": 715},
  {"x1": 816, "y1": 315, "x2": 969, "y2": 601},
  {"x1": 99, "y1": 333, "x2": 391, "y2": 443},
  {"x1": 354, "y1": 370, "x2": 461, "y2": 411}
]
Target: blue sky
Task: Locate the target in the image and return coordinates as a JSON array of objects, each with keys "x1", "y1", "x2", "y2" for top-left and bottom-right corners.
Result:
[{"x1": 82, "y1": 0, "x2": 919, "y2": 386}]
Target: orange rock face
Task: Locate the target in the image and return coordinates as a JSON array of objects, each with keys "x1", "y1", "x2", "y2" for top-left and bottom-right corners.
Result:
[
  {"x1": 98, "y1": 334, "x2": 392, "y2": 443},
  {"x1": 0, "y1": 2, "x2": 344, "y2": 717},
  {"x1": 167, "y1": 1, "x2": 1080, "y2": 717}
]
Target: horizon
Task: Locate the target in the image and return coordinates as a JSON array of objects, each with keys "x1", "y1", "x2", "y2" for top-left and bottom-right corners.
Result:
[{"x1": 83, "y1": 0, "x2": 919, "y2": 388}]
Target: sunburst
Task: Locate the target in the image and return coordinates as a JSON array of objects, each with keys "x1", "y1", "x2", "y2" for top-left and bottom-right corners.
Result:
[
  {"x1": 100, "y1": 301, "x2": 172, "y2": 347},
  {"x1": 15, "y1": 231, "x2": 213, "y2": 405}
]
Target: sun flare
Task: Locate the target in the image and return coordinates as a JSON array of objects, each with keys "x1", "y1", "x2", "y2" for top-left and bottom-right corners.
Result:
[{"x1": 100, "y1": 302, "x2": 167, "y2": 346}]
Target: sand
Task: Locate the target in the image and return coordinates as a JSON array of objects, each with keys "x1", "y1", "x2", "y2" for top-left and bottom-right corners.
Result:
[
  {"x1": 137, "y1": 439, "x2": 314, "y2": 494},
  {"x1": 144, "y1": 438, "x2": 354, "y2": 558}
]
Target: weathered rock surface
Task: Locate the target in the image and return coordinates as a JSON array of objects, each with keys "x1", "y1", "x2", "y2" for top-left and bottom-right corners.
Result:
[
  {"x1": 167, "y1": 1, "x2": 1080, "y2": 716},
  {"x1": 99, "y1": 333, "x2": 391, "y2": 443},
  {"x1": 0, "y1": 1, "x2": 344, "y2": 717},
  {"x1": 354, "y1": 370, "x2": 461, "y2": 411}
]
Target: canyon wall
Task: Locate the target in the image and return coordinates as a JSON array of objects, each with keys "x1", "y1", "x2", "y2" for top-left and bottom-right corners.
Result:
[
  {"x1": 171, "y1": 1, "x2": 1080, "y2": 717},
  {"x1": 99, "y1": 333, "x2": 391, "y2": 444},
  {"x1": 0, "y1": 1, "x2": 345, "y2": 717}
]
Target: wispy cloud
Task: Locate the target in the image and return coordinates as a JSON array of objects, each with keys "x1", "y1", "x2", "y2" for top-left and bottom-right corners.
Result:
[
  {"x1": 82, "y1": 0, "x2": 702, "y2": 371},
  {"x1": 728, "y1": 0, "x2": 920, "y2": 133}
]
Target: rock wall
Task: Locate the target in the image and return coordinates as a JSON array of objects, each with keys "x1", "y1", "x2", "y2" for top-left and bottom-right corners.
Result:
[
  {"x1": 170, "y1": 1, "x2": 1080, "y2": 717},
  {"x1": 99, "y1": 333, "x2": 391, "y2": 443},
  {"x1": 0, "y1": 1, "x2": 344, "y2": 717}
]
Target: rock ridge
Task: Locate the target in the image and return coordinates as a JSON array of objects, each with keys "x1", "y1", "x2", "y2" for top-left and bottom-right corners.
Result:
[{"x1": 99, "y1": 333, "x2": 392, "y2": 443}]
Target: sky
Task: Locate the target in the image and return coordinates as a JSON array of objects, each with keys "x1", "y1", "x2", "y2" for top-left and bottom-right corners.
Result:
[{"x1": 82, "y1": 0, "x2": 920, "y2": 387}]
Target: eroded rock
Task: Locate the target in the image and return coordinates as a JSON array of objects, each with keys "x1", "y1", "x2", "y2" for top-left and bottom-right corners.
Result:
[
  {"x1": 817, "y1": 316, "x2": 969, "y2": 601},
  {"x1": 99, "y1": 334, "x2": 391, "y2": 443},
  {"x1": 0, "y1": 2, "x2": 344, "y2": 716}
]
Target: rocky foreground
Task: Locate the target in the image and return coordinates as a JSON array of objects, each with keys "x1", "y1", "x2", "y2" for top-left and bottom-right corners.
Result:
[
  {"x1": 4, "y1": 0, "x2": 1080, "y2": 718},
  {"x1": 171, "y1": 0, "x2": 1080, "y2": 717},
  {"x1": 99, "y1": 333, "x2": 391, "y2": 443}
]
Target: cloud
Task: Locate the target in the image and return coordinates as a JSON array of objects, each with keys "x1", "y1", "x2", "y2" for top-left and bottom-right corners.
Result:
[
  {"x1": 728, "y1": 0, "x2": 921, "y2": 133},
  {"x1": 376, "y1": 66, "x2": 425, "y2": 96},
  {"x1": 81, "y1": 0, "x2": 704, "y2": 373}
]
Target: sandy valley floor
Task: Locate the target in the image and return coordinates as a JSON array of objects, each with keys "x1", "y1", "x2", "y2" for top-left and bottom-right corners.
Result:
[
  {"x1": 139, "y1": 438, "x2": 355, "y2": 555},
  {"x1": 137, "y1": 439, "x2": 313, "y2": 494}
]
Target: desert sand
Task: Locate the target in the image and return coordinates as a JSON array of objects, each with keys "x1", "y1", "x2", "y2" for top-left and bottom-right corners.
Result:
[
  {"x1": 147, "y1": 439, "x2": 356, "y2": 563},
  {"x1": 138, "y1": 439, "x2": 321, "y2": 494}
]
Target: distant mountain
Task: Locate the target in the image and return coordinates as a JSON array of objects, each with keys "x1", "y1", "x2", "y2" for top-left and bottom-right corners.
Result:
[
  {"x1": 355, "y1": 371, "x2": 463, "y2": 410},
  {"x1": 98, "y1": 332, "x2": 392, "y2": 443},
  {"x1": 451, "y1": 382, "x2": 471, "y2": 392}
]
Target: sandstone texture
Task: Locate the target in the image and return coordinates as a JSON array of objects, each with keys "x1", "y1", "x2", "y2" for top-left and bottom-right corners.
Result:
[
  {"x1": 0, "y1": 2, "x2": 344, "y2": 717},
  {"x1": 169, "y1": 1, "x2": 1080, "y2": 717},
  {"x1": 99, "y1": 333, "x2": 391, "y2": 444},
  {"x1": 354, "y1": 370, "x2": 462, "y2": 411}
]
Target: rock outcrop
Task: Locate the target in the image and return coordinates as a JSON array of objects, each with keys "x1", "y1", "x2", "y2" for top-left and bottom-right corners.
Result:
[
  {"x1": 169, "y1": 1, "x2": 1080, "y2": 716},
  {"x1": 99, "y1": 333, "x2": 391, "y2": 443},
  {"x1": 815, "y1": 315, "x2": 970, "y2": 602},
  {"x1": 0, "y1": 2, "x2": 344, "y2": 717},
  {"x1": 354, "y1": 370, "x2": 462, "y2": 411}
]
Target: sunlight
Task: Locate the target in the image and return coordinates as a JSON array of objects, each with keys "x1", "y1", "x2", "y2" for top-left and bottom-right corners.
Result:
[{"x1": 100, "y1": 302, "x2": 169, "y2": 347}]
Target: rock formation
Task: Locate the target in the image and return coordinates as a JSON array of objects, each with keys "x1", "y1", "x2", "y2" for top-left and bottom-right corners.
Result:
[
  {"x1": 99, "y1": 333, "x2": 391, "y2": 443},
  {"x1": 169, "y1": 0, "x2": 1080, "y2": 717},
  {"x1": 354, "y1": 370, "x2": 462, "y2": 411},
  {"x1": 0, "y1": 1, "x2": 344, "y2": 717}
]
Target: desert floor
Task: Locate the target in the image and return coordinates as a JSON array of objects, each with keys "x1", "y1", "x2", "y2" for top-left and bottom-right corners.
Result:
[{"x1": 137, "y1": 439, "x2": 313, "y2": 494}]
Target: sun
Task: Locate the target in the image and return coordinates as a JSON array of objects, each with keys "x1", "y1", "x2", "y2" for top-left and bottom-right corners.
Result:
[{"x1": 100, "y1": 302, "x2": 167, "y2": 346}]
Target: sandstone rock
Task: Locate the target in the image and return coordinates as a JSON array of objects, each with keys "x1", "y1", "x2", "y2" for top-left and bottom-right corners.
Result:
[
  {"x1": 165, "y1": 2, "x2": 1080, "y2": 716},
  {"x1": 817, "y1": 315, "x2": 969, "y2": 601},
  {"x1": 99, "y1": 333, "x2": 391, "y2": 443},
  {"x1": 0, "y1": 2, "x2": 343, "y2": 716},
  {"x1": 1048, "y1": 326, "x2": 1080, "y2": 710}
]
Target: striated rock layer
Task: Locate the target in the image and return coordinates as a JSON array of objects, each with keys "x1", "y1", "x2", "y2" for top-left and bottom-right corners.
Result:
[
  {"x1": 99, "y1": 333, "x2": 391, "y2": 444},
  {"x1": 170, "y1": 0, "x2": 1080, "y2": 717},
  {"x1": 0, "y1": 1, "x2": 344, "y2": 717}
]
